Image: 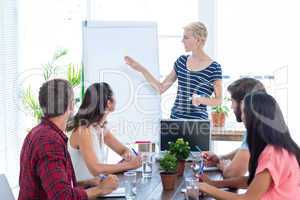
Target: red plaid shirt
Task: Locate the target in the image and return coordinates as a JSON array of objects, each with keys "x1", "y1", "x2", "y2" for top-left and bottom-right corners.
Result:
[{"x1": 18, "y1": 118, "x2": 88, "y2": 200}]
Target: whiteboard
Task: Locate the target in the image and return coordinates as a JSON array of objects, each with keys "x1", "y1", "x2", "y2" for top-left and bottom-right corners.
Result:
[{"x1": 82, "y1": 21, "x2": 161, "y2": 144}]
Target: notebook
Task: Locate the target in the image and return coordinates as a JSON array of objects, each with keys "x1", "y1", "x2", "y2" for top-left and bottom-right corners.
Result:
[
  {"x1": 129, "y1": 166, "x2": 143, "y2": 172},
  {"x1": 101, "y1": 187, "x2": 125, "y2": 198}
]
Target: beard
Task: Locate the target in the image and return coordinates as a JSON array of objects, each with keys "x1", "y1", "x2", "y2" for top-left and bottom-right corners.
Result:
[{"x1": 233, "y1": 104, "x2": 242, "y2": 122}]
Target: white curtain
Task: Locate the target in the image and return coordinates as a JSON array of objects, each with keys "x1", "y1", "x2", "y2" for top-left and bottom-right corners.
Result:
[{"x1": 0, "y1": 0, "x2": 21, "y2": 192}]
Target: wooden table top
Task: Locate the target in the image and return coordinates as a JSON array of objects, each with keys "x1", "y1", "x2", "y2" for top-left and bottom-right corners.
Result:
[
  {"x1": 211, "y1": 124, "x2": 245, "y2": 141},
  {"x1": 98, "y1": 162, "x2": 227, "y2": 200}
]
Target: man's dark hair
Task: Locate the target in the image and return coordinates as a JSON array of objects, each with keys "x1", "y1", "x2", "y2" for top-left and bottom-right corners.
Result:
[
  {"x1": 227, "y1": 78, "x2": 266, "y2": 102},
  {"x1": 39, "y1": 79, "x2": 74, "y2": 118}
]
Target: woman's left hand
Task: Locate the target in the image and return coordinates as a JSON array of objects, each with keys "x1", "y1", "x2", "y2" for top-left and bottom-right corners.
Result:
[{"x1": 192, "y1": 93, "x2": 206, "y2": 106}]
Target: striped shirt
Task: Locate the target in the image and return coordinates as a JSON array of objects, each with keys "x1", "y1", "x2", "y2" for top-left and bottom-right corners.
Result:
[{"x1": 171, "y1": 55, "x2": 222, "y2": 119}]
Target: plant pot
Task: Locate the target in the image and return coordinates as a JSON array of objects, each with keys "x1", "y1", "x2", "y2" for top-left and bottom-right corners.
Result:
[
  {"x1": 211, "y1": 112, "x2": 225, "y2": 127},
  {"x1": 177, "y1": 160, "x2": 186, "y2": 176},
  {"x1": 160, "y1": 172, "x2": 177, "y2": 190}
]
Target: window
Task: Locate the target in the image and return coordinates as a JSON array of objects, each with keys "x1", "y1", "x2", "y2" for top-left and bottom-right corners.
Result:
[
  {"x1": 18, "y1": 0, "x2": 86, "y2": 136},
  {"x1": 216, "y1": 0, "x2": 300, "y2": 144},
  {"x1": 0, "y1": 0, "x2": 20, "y2": 192},
  {"x1": 3, "y1": 0, "x2": 86, "y2": 194},
  {"x1": 216, "y1": 0, "x2": 280, "y2": 124}
]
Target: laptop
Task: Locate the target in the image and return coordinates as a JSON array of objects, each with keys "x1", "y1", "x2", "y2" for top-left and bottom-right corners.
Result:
[
  {"x1": 160, "y1": 119, "x2": 211, "y2": 153},
  {"x1": 159, "y1": 119, "x2": 218, "y2": 171}
]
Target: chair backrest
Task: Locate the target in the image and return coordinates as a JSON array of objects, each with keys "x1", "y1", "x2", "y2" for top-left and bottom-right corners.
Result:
[{"x1": 0, "y1": 174, "x2": 15, "y2": 200}]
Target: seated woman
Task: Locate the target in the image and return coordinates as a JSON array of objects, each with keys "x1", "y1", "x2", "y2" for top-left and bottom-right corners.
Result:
[
  {"x1": 67, "y1": 82, "x2": 142, "y2": 181},
  {"x1": 198, "y1": 92, "x2": 300, "y2": 200}
]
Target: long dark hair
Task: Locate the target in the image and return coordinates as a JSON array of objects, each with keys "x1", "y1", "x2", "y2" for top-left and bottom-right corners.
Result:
[
  {"x1": 244, "y1": 92, "x2": 300, "y2": 184},
  {"x1": 67, "y1": 82, "x2": 113, "y2": 131}
]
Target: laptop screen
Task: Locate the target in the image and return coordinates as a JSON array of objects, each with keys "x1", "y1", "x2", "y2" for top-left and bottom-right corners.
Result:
[{"x1": 160, "y1": 119, "x2": 210, "y2": 152}]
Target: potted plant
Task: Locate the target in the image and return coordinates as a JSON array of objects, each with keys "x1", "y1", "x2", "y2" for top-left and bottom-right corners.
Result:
[
  {"x1": 168, "y1": 138, "x2": 190, "y2": 176},
  {"x1": 22, "y1": 48, "x2": 82, "y2": 124},
  {"x1": 211, "y1": 97, "x2": 230, "y2": 127},
  {"x1": 159, "y1": 152, "x2": 178, "y2": 190}
]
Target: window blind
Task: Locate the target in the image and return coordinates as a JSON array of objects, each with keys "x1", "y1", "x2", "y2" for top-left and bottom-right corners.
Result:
[{"x1": 0, "y1": 0, "x2": 20, "y2": 190}]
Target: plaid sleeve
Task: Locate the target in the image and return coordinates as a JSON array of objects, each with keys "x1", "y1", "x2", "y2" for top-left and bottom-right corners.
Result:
[{"x1": 36, "y1": 140, "x2": 88, "y2": 200}]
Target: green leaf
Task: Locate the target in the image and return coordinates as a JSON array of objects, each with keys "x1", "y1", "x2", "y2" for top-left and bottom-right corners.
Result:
[
  {"x1": 22, "y1": 86, "x2": 43, "y2": 123},
  {"x1": 21, "y1": 47, "x2": 82, "y2": 127},
  {"x1": 67, "y1": 63, "x2": 82, "y2": 88},
  {"x1": 159, "y1": 152, "x2": 177, "y2": 173},
  {"x1": 168, "y1": 138, "x2": 191, "y2": 160},
  {"x1": 52, "y1": 48, "x2": 68, "y2": 62},
  {"x1": 212, "y1": 96, "x2": 230, "y2": 115}
]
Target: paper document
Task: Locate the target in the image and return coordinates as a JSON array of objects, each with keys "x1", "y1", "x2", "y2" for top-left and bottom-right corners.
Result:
[
  {"x1": 129, "y1": 166, "x2": 143, "y2": 172},
  {"x1": 102, "y1": 187, "x2": 125, "y2": 197}
]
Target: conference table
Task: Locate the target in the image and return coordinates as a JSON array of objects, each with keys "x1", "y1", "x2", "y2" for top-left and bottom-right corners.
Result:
[
  {"x1": 99, "y1": 161, "x2": 236, "y2": 200},
  {"x1": 211, "y1": 125, "x2": 245, "y2": 142}
]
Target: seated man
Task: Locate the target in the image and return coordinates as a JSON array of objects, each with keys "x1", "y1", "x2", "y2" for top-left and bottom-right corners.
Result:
[
  {"x1": 203, "y1": 78, "x2": 266, "y2": 178},
  {"x1": 18, "y1": 79, "x2": 118, "y2": 200}
]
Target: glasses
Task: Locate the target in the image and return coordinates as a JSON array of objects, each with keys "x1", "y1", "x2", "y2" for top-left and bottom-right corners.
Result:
[
  {"x1": 124, "y1": 171, "x2": 137, "y2": 200},
  {"x1": 185, "y1": 177, "x2": 199, "y2": 200}
]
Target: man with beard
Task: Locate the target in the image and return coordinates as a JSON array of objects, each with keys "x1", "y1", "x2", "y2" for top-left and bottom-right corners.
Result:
[{"x1": 203, "y1": 78, "x2": 266, "y2": 178}]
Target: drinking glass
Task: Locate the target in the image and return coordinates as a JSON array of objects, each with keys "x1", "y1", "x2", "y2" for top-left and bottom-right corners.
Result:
[
  {"x1": 124, "y1": 171, "x2": 137, "y2": 199},
  {"x1": 184, "y1": 177, "x2": 199, "y2": 200}
]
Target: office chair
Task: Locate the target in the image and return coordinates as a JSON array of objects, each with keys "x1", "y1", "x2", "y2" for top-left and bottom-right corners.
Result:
[{"x1": 0, "y1": 174, "x2": 15, "y2": 200}]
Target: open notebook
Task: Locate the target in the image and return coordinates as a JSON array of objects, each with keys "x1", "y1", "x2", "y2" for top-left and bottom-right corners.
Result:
[{"x1": 102, "y1": 187, "x2": 125, "y2": 198}]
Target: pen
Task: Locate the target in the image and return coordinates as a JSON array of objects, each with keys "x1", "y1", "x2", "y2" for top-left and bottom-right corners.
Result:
[
  {"x1": 195, "y1": 145, "x2": 202, "y2": 153},
  {"x1": 200, "y1": 160, "x2": 205, "y2": 174},
  {"x1": 131, "y1": 148, "x2": 138, "y2": 156},
  {"x1": 118, "y1": 148, "x2": 138, "y2": 163},
  {"x1": 99, "y1": 174, "x2": 107, "y2": 181}
]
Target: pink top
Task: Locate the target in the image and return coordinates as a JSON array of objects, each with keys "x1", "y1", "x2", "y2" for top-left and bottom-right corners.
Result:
[{"x1": 256, "y1": 145, "x2": 300, "y2": 200}]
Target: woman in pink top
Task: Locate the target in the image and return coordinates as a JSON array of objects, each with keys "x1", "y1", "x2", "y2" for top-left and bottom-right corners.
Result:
[{"x1": 198, "y1": 92, "x2": 300, "y2": 200}]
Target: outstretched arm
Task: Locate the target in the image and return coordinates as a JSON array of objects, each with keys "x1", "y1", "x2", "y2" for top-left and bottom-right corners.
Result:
[{"x1": 124, "y1": 56, "x2": 177, "y2": 94}]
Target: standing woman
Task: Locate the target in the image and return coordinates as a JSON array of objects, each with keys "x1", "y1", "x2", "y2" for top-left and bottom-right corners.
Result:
[
  {"x1": 125, "y1": 22, "x2": 222, "y2": 119},
  {"x1": 67, "y1": 82, "x2": 141, "y2": 181},
  {"x1": 198, "y1": 92, "x2": 300, "y2": 200}
]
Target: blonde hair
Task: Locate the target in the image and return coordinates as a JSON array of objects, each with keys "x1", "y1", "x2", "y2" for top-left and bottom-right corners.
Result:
[{"x1": 184, "y1": 22, "x2": 208, "y2": 41}]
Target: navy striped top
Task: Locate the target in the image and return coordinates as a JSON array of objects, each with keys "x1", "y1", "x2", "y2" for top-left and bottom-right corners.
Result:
[{"x1": 171, "y1": 55, "x2": 222, "y2": 119}]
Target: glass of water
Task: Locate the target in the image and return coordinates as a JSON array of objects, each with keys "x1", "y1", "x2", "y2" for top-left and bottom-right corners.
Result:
[
  {"x1": 185, "y1": 177, "x2": 199, "y2": 200},
  {"x1": 124, "y1": 171, "x2": 137, "y2": 200},
  {"x1": 142, "y1": 153, "x2": 153, "y2": 178},
  {"x1": 191, "y1": 158, "x2": 204, "y2": 179}
]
